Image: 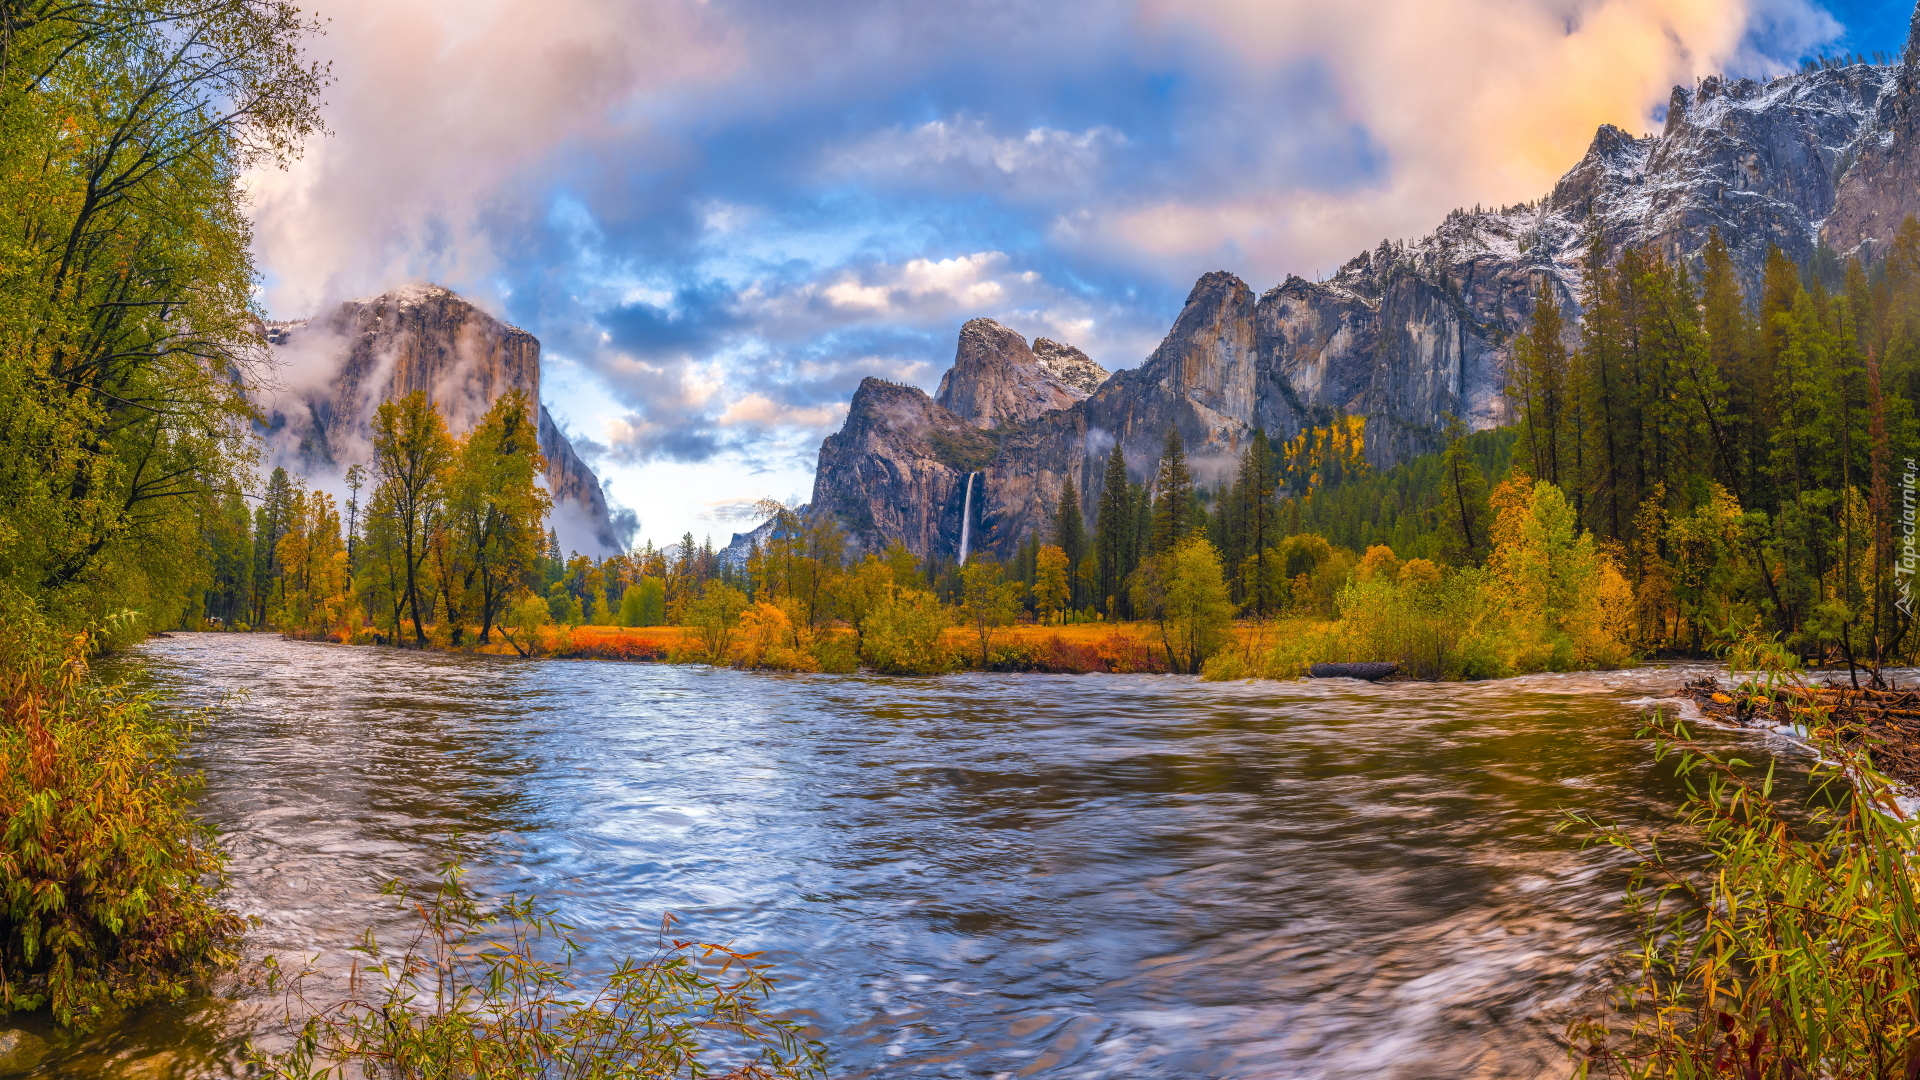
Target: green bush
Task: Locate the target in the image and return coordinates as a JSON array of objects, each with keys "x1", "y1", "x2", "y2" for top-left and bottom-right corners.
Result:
[
  {"x1": 859, "y1": 588, "x2": 949, "y2": 675},
  {"x1": 547, "y1": 584, "x2": 584, "y2": 627},
  {"x1": 677, "y1": 582, "x2": 748, "y2": 665},
  {"x1": 253, "y1": 865, "x2": 826, "y2": 1080},
  {"x1": 985, "y1": 638, "x2": 1040, "y2": 672},
  {"x1": 1131, "y1": 536, "x2": 1235, "y2": 674},
  {"x1": 810, "y1": 632, "x2": 860, "y2": 674},
  {"x1": 0, "y1": 599, "x2": 243, "y2": 1028},
  {"x1": 500, "y1": 593, "x2": 552, "y2": 657},
  {"x1": 588, "y1": 595, "x2": 615, "y2": 626},
  {"x1": 1326, "y1": 567, "x2": 1507, "y2": 680}
]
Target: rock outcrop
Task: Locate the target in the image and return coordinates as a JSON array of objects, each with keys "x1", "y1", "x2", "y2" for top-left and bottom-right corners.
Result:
[
  {"x1": 809, "y1": 11, "x2": 1920, "y2": 562},
  {"x1": 812, "y1": 379, "x2": 993, "y2": 556},
  {"x1": 257, "y1": 284, "x2": 625, "y2": 555},
  {"x1": 1032, "y1": 338, "x2": 1109, "y2": 394},
  {"x1": 933, "y1": 318, "x2": 1095, "y2": 428}
]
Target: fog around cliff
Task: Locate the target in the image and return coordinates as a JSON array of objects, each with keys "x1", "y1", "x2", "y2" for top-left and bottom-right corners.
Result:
[{"x1": 246, "y1": 0, "x2": 1892, "y2": 548}]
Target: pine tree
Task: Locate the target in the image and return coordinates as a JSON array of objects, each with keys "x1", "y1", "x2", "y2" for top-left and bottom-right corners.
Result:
[
  {"x1": 1438, "y1": 416, "x2": 1489, "y2": 565},
  {"x1": 343, "y1": 463, "x2": 365, "y2": 572},
  {"x1": 1093, "y1": 443, "x2": 1133, "y2": 615},
  {"x1": 1225, "y1": 431, "x2": 1278, "y2": 607},
  {"x1": 1576, "y1": 234, "x2": 1630, "y2": 541},
  {"x1": 1701, "y1": 230, "x2": 1757, "y2": 496},
  {"x1": 205, "y1": 491, "x2": 254, "y2": 627},
  {"x1": 253, "y1": 467, "x2": 295, "y2": 627},
  {"x1": 1510, "y1": 278, "x2": 1573, "y2": 489},
  {"x1": 1149, "y1": 426, "x2": 1194, "y2": 554},
  {"x1": 1053, "y1": 474, "x2": 1088, "y2": 610},
  {"x1": 1130, "y1": 479, "x2": 1153, "y2": 590}
]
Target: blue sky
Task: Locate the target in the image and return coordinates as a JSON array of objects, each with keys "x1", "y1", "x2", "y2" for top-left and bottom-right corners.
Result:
[{"x1": 249, "y1": 0, "x2": 1907, "y2": 552}]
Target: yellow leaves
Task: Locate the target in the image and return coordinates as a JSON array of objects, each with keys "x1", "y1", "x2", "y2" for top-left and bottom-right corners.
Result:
[
  {"x1": 1279, "y1": 415, "x2": 1369, "y2": 495},
  {"x1": 1033, "y1": 544, "x2": 1071, "y2": 623},
  {"x1": 1397, "y1": 558, "x2": 1442, "y2": 587},
  {"x1": 1485, "y1": 479, "x2": 1635, "y2": 669},
  {"x1": 1712, "y1": 693, "x2": 1734, "y2": 704},
  {"x1": 1354, "y1": 544, "x2": 1400, "y2": 583}
]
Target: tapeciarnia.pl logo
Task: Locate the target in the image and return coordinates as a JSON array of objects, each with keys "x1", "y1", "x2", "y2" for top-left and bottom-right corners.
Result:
[{"x1": 1901, "y1": 458, "x2": 1918, "y2": 618}]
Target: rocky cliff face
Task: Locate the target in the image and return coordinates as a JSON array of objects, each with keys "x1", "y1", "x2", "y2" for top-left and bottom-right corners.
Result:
[
  {"x1": 257, "y1": 284, "x2": 625, "y2": 555},
  {"x1": 812, "y1": 378, "x2": 994, "y2": 556},
  {"x1": 1823, "y1": 7, "x2": 1920, "y2": 255},
  {"x1": 811, "y1": 8, "x2": 1920, "y2": 562},
  {"x1": 1032, "y1": 338, "x2": 1109, "y2": 394}
]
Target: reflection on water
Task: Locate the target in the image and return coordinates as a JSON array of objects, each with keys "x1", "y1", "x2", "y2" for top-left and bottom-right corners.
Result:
[{"x1": 26, "y1": 635, "x2": 1819, "y2": 1079}]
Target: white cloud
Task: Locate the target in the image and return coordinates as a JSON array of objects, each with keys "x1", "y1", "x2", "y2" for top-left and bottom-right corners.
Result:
[
  {"x1": 247, "y1": 0, "x2": 734, "y2": 319},
  {"x1": 817, "y1": 252, "x2": 1009, "y2": 315},
  {"x1": 822, "y1": 116, "x2": 1126, "y2": 197},
  {"x1": 717, "y1": 393, "x2": 848, "y2": 430},
  {"x1": 244, "y1": 0, "x2": 1847, "y2": 550}
]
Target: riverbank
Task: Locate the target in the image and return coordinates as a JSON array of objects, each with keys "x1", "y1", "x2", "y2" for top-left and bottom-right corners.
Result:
[
  {"x1": 270, "y1": 615, "x2": 1655, "y2": 680},
  {"x1": 280, "y1": 621, "x2": 1246, "y2": 674}
]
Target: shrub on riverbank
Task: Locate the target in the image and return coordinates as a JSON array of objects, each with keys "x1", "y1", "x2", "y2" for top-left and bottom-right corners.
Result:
[
  {"x1": 0, "y1": 602, "x2": 243, "y2": 1028},
  {"x1": 1207, "y1": 479, "x2": 1634, "y2": 681},
  {"x1": 1130, "y1": 536, "x2": 1235, "y2": 674},
  {"x1": 1566, "y1": 638, "x2": 1920, "y2": 1077},
  {"x1": 254, "y1": 865, "x2": 826, "y2": 1080},
  {"x1": 859, "y1": 587, "x2": 951, "y2": 675}
]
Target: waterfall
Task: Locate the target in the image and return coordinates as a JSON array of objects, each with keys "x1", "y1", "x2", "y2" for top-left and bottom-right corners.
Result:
[{"x1": 957, "y1": 471, "x2": 977, "y2": 563}]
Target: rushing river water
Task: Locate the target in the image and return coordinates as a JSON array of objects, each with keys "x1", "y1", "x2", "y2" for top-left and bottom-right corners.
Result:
[{"x1": 19, "y1": 634, "x2": 1823, "y2": 1079}]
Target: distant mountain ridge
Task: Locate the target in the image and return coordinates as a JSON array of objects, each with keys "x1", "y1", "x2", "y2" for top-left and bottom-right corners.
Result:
[
  {"x1": 804, "y1": 6, "x2": 1920, "y2": 563},
  {"x1": 257, "y1": 284, "x2": 626, "y2": 556}
]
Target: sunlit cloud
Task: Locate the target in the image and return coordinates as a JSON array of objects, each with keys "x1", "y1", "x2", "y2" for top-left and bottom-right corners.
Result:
[{"x1": 1099, "y1": 0, "x2": 1843, "y2": 279}]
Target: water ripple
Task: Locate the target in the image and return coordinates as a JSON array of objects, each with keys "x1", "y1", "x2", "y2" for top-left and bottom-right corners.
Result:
[{"x1": 42, "y1": 638, "x2": 1808, "y2": 1079}]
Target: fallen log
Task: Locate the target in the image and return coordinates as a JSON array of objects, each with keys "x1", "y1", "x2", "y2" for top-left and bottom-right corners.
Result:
[{"x1": 1309, "y1": 662, "x2": 1399, "y2": 681}]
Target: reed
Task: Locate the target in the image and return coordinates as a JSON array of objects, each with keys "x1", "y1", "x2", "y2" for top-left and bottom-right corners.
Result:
[
  {"x1": 1564, "y1": 633, "x2": 1920, "y2": 1077},
  {"x1": 253, "y1": 864, "x2": 827, "y2": 1080}
]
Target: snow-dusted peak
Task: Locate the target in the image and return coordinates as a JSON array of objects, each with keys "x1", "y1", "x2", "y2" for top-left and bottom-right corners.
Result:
[{"x1": 1032, "y1": 338, "x2": 1108, "y2": 395}]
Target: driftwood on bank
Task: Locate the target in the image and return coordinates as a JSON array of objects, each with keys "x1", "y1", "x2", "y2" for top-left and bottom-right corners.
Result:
[
  {"x1": 1678, "y1": 675, "x2": 1920, "y2": 789},
  {"x1": 1309, "y1": 662, "x2": 1400, "y2": 681}
]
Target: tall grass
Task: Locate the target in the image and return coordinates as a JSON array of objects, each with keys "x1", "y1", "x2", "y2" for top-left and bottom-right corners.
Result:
[
  {"x1": 0, "y1": 596, "x2": 243, "y2": 1027},
  {"x1": 1564, "y1": 635, "x2": 1920, "y2": 1077},
  {"x1": 253, "y1": 865, "x2": 827, "y2": 1080}
]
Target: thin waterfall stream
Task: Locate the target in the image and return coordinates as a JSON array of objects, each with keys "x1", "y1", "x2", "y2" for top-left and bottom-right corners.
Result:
[
  {"x1": 957, "y1": 470, "x2": 977, "y2": 563},
  {"x1": 26, "y1": 635, "x2": 1825, "y2": 1079}
]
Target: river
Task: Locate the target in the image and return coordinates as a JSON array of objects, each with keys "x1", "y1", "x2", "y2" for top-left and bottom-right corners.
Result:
[{"x1": 24, "y1": 633, "x2": 1819, "y2": 1079}]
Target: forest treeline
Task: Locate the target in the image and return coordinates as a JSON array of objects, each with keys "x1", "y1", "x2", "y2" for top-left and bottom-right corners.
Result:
[
  {"x1": 1083, "y1": 223, "x2": 1920, "y2": 678},
  {"x1": 1500, "y1": 226, "x2": 1920, "y2": 667},
  {"x1": 912, "y1": 218, "x2": 1920, "y2": 681}
]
